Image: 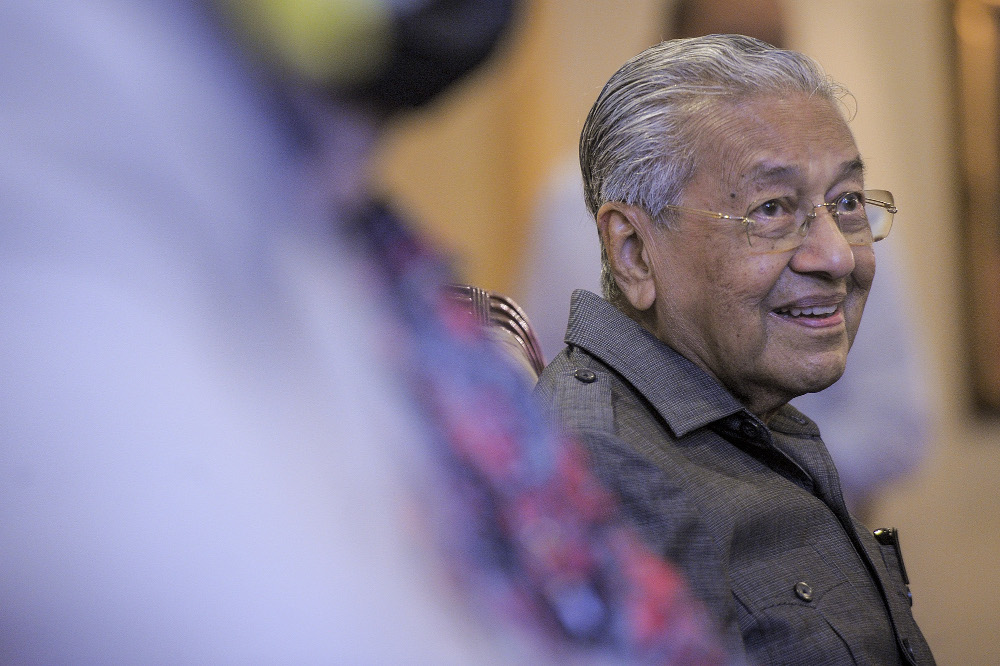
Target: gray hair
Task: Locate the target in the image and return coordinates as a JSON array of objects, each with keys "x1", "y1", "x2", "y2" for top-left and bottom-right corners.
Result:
[{"x1": 580, "y1": 34, "x2": 847, "y2": 303}]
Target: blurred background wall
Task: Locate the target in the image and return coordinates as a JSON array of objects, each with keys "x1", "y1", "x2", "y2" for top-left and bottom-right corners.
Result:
[{"x1": 372, "y1": 0, "x2": 998, "y2": 661}]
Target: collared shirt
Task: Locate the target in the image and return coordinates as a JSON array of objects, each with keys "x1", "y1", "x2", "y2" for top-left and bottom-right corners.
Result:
[{"x1": 535, "y1": 290, "x2": 934, "y2": 665}]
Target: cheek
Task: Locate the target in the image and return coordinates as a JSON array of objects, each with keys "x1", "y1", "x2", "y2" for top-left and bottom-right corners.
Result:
[
  {"x1": 851, "y1": 247, "x2": 876, "y2": 289},
  {"x1": 714, "y1": 256, "x2": 785, "y2": 308},
  {"x1": 704, "y1": 258, "x2": 780, "y2": 343}
]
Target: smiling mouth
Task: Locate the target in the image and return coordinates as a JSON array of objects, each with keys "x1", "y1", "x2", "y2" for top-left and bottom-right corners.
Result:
[{"x1": 773, "y1": 304, "x2": 838, "y2": 318}]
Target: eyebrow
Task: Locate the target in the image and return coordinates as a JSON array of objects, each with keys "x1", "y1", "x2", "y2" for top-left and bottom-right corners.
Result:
[
  {"x1": 838, "y1": 157, "x2": 867, "y2": 181},
  {"x1": 741, "y1": 156, "x2": 867, "y2": 190},
  {"x1": 743, "y1": 163, "x2": 799, "y2": 188}
]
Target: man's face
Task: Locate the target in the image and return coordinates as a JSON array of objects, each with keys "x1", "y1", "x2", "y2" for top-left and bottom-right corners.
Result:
[{"x1": 645, "y1": 92, "x2": 875, "y2": 418}]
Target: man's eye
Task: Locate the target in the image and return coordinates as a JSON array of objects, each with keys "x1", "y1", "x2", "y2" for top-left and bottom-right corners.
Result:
[
  {"x1": 751, "y1": 199, "x2": 790, "y2": 218},
  {"x1": 761, "y1": 201, "x2": 780, "y2": 216},
  {"x1": 836, "y1": 191, "x2": 864, "y2": 213}
]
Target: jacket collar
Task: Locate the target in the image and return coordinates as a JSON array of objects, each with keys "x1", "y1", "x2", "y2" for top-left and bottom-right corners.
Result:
[{"x1": 564, "y1": 290, "x2": 747, "y2": 437}]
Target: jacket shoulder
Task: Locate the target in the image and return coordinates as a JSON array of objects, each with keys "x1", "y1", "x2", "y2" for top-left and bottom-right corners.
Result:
[{"x1": 535, "y1": 347, "x2": 615, "y2": 435}]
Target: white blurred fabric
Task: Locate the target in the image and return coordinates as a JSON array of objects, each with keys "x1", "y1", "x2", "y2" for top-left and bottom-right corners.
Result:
[{"x1": 0, "y1": 2, "x2": 520, "y2": 662}]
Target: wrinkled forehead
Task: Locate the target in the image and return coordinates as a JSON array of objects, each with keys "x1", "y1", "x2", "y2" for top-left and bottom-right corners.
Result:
[{"x1": 684, "y1": 92, "x2": 861, "y2": 196}]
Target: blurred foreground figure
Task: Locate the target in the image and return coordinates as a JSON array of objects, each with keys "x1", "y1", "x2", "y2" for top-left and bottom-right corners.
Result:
[
  {"x1": 0, "y1": 1, "x2": 724, "y2": 663},
  {"x1": 535, "y1": 35, "x2": 934, "y2": 663}
]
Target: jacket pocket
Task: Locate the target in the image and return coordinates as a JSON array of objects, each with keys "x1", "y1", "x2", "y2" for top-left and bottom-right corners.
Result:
[{"x1": 730, "y1": 542, "x2": 890, "y2": 665}]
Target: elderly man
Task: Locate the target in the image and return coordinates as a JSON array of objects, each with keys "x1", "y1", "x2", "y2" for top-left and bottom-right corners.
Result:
[{"x1": 536, "y1": 35, "x2": 933, "y2": 664}]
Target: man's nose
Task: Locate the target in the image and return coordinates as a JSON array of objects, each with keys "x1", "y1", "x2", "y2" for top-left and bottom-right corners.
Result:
[{"x1": 789, "y1": 207, "x2": 856, "y2": 279}]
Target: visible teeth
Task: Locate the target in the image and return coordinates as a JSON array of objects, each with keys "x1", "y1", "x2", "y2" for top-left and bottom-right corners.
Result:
[{"x1": 779, "y1": 305, "x2": 837, "y2": 317}]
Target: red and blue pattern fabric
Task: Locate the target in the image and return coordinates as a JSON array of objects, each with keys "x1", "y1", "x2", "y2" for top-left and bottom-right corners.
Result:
[{"x1": 350, "y1": 201, "x2": 731, "y2": 664}]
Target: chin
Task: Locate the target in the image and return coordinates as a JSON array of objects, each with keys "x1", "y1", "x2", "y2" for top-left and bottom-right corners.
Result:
[
  {"x1": 770, "y1": 349, "x2": 846, "y2": 397},
  {"x1": 795, "y1": 359, "x2": 846, "y2": 395}
]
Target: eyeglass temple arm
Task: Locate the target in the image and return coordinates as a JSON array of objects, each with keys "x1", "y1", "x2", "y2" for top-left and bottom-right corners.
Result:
[
  {"x1": 868, "y1": 199, "x2": 898, "y2": 214},
  {"x1": 660, "y1": 203, "x2": 746, "y2": 221}
]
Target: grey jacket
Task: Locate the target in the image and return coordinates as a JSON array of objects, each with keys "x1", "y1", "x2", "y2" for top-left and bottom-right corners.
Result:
[{"x1": 535, "y1": 290, "x2": 933, "y2": 665}]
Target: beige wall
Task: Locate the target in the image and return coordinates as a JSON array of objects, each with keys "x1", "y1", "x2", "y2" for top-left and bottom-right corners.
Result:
[
  {"x1": 372, "y1": 0, "x2": 666, "y2": 292},
  {"x1": 375, "y1": 0, "x2": 998, "y2": 661}
]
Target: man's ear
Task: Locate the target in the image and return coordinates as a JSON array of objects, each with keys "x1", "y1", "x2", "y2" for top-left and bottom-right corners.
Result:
[{"x1": 597, "y1": 202, "x2": 657, "y2": 311}]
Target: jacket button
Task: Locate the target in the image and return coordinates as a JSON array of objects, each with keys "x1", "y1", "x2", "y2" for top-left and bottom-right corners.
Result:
[
  {"x1": 794, "y1": 581, "x2": 813, "y2": 602},
  {"x1": 740, "y1": 420, "x2": 760, "y2": 438},
  {"x1": 574, "y1": 368, "x2": 597, "y2": 383}
]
